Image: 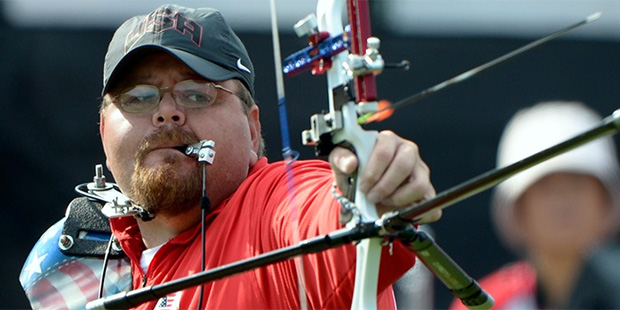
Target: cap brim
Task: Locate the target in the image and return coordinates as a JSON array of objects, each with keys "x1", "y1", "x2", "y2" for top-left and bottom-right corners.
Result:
[{"x1": 103, "y1": 45, "x2": 239, "y2": 95}]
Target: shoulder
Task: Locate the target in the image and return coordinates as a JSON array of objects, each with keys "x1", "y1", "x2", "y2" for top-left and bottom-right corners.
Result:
[
  {"x1": 242, "y1": 158, "x2": 333, "y2": 199},
  {"x1": 450, "y1": 261, "x2": 537, "y2": 310},
  {"x1": 481, "y1": 260, "x2": 536, "y2": 287},
  {"x1": 20, "y1": 211, "x2": 131, "y2": 309},
  {"x1": 220, "y1": 158, "x2": 338, "y2": 240},
  {"x1": 249, "y1": 158, "x2": 331, "y2": 178},
  {"x1": 480, "y1": 261, "x2": 537, "y2": 309}
]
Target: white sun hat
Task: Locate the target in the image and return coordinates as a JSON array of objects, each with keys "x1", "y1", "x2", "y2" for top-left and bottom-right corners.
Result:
[{"x1": 491, "y1": 101, "x2": 620, "y2": 253}]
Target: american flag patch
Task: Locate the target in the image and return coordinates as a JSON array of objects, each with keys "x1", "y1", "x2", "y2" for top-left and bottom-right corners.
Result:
[
  {"x1": 154, "y1": 292, "x2": 182, "y2": 310},
  {"x1": 20, "y1": 219, "x2": 132, "y2": 309}
]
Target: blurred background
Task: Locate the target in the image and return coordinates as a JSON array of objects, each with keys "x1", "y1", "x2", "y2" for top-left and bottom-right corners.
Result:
[{"x1": 3, "y1": 0, "x2": 620, "y2": 308}]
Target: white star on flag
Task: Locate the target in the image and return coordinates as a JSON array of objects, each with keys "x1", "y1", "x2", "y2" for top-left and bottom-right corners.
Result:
[{"x1": 23, "y1": 251, "x2": 48, "y2": 282}]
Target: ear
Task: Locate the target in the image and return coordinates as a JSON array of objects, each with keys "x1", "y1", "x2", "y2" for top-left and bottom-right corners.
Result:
[
  {"x1": 99, "y1": 112, "x2": 105, "y2": 140},
  {"x1": 247, "y1": 105, "x2": 261, "y2": 159},
  {"x1": 99, "y1": 111, "x2": 114, "y2": 171}
]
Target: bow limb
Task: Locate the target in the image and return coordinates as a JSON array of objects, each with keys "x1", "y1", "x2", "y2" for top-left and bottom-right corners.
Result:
[{"x1": 316, "y1": 0, "x2": 381, "y2": 308}]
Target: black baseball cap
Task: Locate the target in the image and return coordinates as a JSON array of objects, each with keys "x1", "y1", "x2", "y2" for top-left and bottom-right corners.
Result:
[{"x1": 102, "y1": 5, "x2": 255, "y2": 96}]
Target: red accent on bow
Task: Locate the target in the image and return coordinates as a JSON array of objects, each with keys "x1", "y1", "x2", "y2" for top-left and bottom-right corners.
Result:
[{"x1": 346, "y1": 0, "x2": 376, "y2": 103}]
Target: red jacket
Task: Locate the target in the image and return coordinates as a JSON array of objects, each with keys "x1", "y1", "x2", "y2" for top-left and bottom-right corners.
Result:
[
  {"x1": 111, "y1": 158, "x2": 416, "y2": 309},
  {"x1": 450, "y1": 261, "x2": 538, "y2": 310}
]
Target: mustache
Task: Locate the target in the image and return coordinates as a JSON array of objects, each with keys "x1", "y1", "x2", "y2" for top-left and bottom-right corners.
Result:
[{"x1": 136, "y1": 127, "x2": 200, "y2": 162}]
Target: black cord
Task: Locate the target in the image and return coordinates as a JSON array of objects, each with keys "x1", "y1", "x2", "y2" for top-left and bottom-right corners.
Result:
[
  {"x1": 98, "y1": 235, "x2": 116, "y2": 298},
  {"x1": 197, "y1": 163, "x2": 211, "y2": 309}
]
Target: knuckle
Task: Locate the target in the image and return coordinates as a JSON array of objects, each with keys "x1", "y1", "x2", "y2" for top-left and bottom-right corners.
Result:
[
  {"x1": 373, "y1": 146, "x2": 392, "y2": 162},
  {"x1": 378, "y1": 130, "x2": 397, "y2": 139},
  {"x1": 426, "y1": 185, "x2": 437, "y2": 199},
  {"x1": 410, "y1": 174, "x2": 431, "y2": 196},
  {"x1": 364, "y1": 171, "x2": 381, "y2": 185},
  {"x1": 373, "y1": 183, "x2": 392, "y2": 198},
  {"x1": 401, "y1": 140, "x2": 419, "y2": 156}
]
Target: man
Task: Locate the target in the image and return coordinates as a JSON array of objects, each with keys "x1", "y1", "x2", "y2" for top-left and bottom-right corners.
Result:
[
  {"x1": 450, "y1": 101, "x2": 620, "y2": 309},
  {"x1": 22, "y1": 4, "x2": 438, "y2": 309}
]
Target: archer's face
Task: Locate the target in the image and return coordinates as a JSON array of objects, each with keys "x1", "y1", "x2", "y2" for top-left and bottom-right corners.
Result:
[{"x1": 100, "y1": 52, "x2": 261, "y2": 211}]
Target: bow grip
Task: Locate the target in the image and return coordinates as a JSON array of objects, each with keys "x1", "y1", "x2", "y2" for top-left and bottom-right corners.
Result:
[
  {"x1": 332, "y1": 100, "x2": 382, "y2": 310},
  {"x1": 332, "y1": 101, "x2": 379, "y2": 222}
]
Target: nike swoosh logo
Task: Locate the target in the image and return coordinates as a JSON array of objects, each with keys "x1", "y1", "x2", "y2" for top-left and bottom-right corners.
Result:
[{"x1": 237, "y1": 58, "x2": 251, "y2": 74}]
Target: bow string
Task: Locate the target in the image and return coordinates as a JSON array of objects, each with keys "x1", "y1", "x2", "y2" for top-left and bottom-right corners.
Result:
[{"x1": 268, "y1": 0, "x2": 308, "y2": 308}]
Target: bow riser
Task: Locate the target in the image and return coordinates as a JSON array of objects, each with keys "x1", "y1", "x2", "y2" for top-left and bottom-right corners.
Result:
[
  {"x1": 316, "y1": 0, "x2": 382, "y2": 309},
  {"x1": 336, "y1": 102, "x2": 381, "y2": 310}
]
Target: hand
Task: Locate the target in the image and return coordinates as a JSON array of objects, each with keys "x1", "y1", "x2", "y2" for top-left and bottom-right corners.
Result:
[{"x1": 329, "y1": 130, "x2": 440, "y2": 224}]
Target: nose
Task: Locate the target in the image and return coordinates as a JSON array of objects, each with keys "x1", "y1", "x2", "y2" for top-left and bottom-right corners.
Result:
[{"x1": 152, "y1": 93, "x2": 186, "y2": 126}]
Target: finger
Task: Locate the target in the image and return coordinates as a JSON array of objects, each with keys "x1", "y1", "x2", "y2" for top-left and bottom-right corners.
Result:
[
  {"x1": 358, "y1": 131, "x2": 399, "y2": 194},
  {"x1": 377, "y1": 156, "x2": 430, "y2": 207},
  {"x1": 416, "y1": 209, "x2": 442, "y2": 224},
  {"x1": 411, "y1": 186, "x2": 441, "y2": 224},
  {"x1": 376, "y1": 179, "x2": 440, "y2": 223},
  {"x1": 365, "y1": 136, "x2": 421, "y2": 204}
]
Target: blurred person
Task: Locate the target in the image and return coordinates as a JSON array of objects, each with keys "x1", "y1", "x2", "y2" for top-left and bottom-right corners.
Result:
[{"x1": 451, "y1": 101, "x2": 620, "y2": 309}]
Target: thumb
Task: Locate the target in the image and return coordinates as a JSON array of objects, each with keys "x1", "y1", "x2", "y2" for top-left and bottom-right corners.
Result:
[
  {"x1": 329, "y1": 147, "x2": 358, "y2": 176},
  {"x1": 329, "y1": 147, "x2": 359, "y2": 200}
]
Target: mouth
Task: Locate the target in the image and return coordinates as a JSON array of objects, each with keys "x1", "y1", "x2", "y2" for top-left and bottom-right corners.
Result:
[
  {"x1": 147, "y1": 144, "x2": 191, "y2": 156},
  {"x1": 136, "y1": 128, "x2": 201, "y2": 165},
  {"x1": 138, "y1": 144, "x2": 193, "y2": 167}
]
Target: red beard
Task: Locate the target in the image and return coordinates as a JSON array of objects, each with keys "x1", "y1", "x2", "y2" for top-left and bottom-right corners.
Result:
[{"x1": 129, "y1": 127, "x2": 203, "y2": 217}]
